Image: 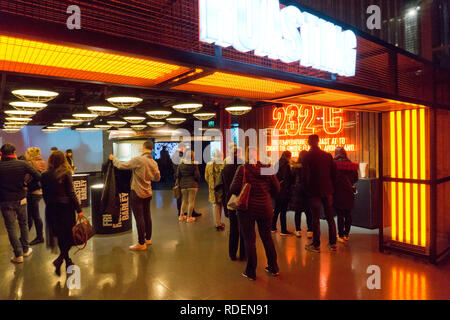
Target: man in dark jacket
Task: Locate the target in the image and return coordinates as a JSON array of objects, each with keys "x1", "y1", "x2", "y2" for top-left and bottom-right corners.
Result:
[
  {"x1": 0, "y1": 143, "x2": 41, "y2": 263},
  {"x1": 272, "y1": 151, "x2": 293, "y2": 235},
  {"x1": 302, "y1": 135, "x2": 338, "y2": 252}
]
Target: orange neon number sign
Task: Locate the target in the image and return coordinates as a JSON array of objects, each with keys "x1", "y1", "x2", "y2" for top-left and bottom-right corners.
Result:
[{"x1": 273, "y1": 105, "x2": 343, "y2": 136}]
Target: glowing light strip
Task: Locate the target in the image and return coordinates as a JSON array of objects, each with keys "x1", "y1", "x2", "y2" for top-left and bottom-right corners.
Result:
[
  {"x1": 390, "y1": 112, "x2": 397, "y2": 241},
  {"x1": 396, "y1": 111, "x2": 403, "y2": 242},
  {"x1": 411, "y1": 109, "x2": 419, "y2": 246},
  {"x1": 419, "y1": 109, "x2": 426, "y2": 247},
  {"x1": 405, "y1": 110, "x2": 411, "y2": 243}
]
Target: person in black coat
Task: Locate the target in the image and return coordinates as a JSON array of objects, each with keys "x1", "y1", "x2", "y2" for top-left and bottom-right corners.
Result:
[
  {"x1": 220, "y1": 146, "x2": 246, "y2": 261},
  {"x1": 272, "y1": 151, "x2": 293, "y2": 235},
  {"x1": 333, "y1": 147, "x2": 359, "y2": 241},
  {"x1": 302, "y1": 135, "x2": 338, "y2": 252},
  {"x1": 41, "y1": 151, "x2": 83, "y2": 276},
  {"x1": 230, "y1": 147, "x2": 280, "y2": 280},
  {"x1": 288, "y1": 151, "x2": 313, "y2": 238}
]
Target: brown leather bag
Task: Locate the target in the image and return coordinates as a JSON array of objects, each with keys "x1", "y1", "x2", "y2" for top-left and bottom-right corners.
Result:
[
  {"x1": 227, "y1": 165, "x2": 251, "y2": 212},
  {"x1": 173, "y1": 179, "x2": 181, "y2": 199},
  {"x1": 72, "y1": 216, "x2": 95, "y2": 251}
]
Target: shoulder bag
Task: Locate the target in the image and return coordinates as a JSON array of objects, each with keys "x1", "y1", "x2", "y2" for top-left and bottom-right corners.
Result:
[
  {"x1": 227, "y1": 165, "x2": 251, "y2": 211},
  {"x1": 72, "y1": 216, "x2": 95, "y2": 252}
]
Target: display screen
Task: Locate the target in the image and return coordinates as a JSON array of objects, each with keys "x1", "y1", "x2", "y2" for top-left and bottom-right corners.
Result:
[{"x1": 153, "y1": 142, "x2": 179, "y2": 160}]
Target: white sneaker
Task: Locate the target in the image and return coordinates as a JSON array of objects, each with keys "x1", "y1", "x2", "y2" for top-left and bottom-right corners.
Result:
[
  {"x1": 307, "y1": 231, "x2": 313, "y2": 239},
  {"x1": 146, "y1": 239, "x2": 152, "y2": 245},
  {"x1": 11, "y1": 256, "x2": 23, "y2": 263},
  {"x1": 295, "y1": 231, "x2": 302, "y2": 238},
  {"x1": 23, "y1": 248, "x2": 33, "y2": 257},
  {"x1": 129, "y1": 243, "x2": 147, "y2": 251}
]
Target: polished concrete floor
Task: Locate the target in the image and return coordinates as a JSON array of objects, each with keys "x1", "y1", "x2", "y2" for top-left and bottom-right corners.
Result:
[{"x1": 0, "y1": 187, "x2": 449, "y2": 300}]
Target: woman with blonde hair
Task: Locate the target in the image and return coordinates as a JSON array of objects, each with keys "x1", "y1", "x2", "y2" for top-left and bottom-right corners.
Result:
[
  {"x1": 176, "y1": 150, "x2": 201, "y2": 223},
  {"x1": 25, "y1": 147, "x2": 46, "y2": 245},
  {"x1": 41, "y1": 151, "x2": 83, "y2": 276},
  {"x1": 205, "y1": 149, "x2": 225, "y2": 230}
]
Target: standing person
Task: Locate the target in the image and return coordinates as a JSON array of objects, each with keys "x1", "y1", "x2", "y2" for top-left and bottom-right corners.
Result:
[
  {"x1": 205, "y1": 149, "x2": 225, "y2": 230},
  {"x1": 230, "y1": 147, "x2": 280, "y2": 280},
  {"x1": 302, "y1": 135, "x2": 338, "y2": 253},
  {"x1": 289, "y1": 151, "x2": 313, "y2": 238},
  {"x1": 0, "y1": 143, "x2": 40, "y2": 263},
  {"x1": 41, "y1": 151, "x2": 83, "y2": 275},
  {"x1": 333, "y1": 147, "x2": 359, "y2": 242},
  {"x1": 109, "y1": 140, "x2": 160, "y2": 251},
  {"x1": 66, "y1": 149, "x2": 76, "y2": 171},
  {"x1": 25, "y1": 147, "x2": 46, "y2": 245},
  {"x1": 51, "y1": 147, "x2": 58, "y2": 153},
  {"x1": 176, "y1": 150, "x2": 201, "y2": 223},
  {"x1": 272, "y1": 151, "x2": 293, "y2": 236},
  {"x1": 221, "y1": 145, "x2": 246, "y2": 261},
  {"x1": 159, "y1": 146, "x2": 170, "y2": 183}
]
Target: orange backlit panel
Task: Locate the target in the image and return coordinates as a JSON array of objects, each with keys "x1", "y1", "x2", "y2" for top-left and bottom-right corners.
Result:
[
  {"x1": 172, "y1": 72, "x2": 309, "y2": 100},
  {"x1": 0, "y1": 35, "x2": 189, "y2": 86}
]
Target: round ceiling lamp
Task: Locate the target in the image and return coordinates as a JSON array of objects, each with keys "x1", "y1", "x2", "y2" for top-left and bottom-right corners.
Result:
[
  {"x1": 122, "y1": 114, "x2": 146, "y2": 124},
  {"x1": 72, "y1": 113, "x2": 98, "y2": 121},
  {"x1": 225, "y1": 101, "x2": 252, "y2": 116},
  {"x1": 172, "y1": 99, "x2": 203, "y2": 114},
  {"x1": 3, "y1": 124, "x2": 24, "y2": 129},
  {"x1": 94, "y1": 124, "x2": 112, "y2": 130},
  {"x1": 12, "y1": 89, "x2": 58, "y2": 103},
  {"x1": 75, "y1": 123, "x2": 100, "y2": 132},
  {"x1": 9, "y1": 101, "x2": 47, "y2": 112},
  {"x1": 5, "y1": 117, "x2": 32, "y2": 124},
  {"x1": 61, "y1": 119, "x2": 84, "y2": 125},
  {"x1": 130, "y1": 124, "x2": 147, "y2": 131},
  {"x1": 2, "y1": 128, "x2": 21, "y2": 133},
  {"x1": 53, "y1": 122, "x2": 72, "y2": 127},
  {"x1": 166, "y1": 117, "x2": 187, "y2": 125},
  {"x1": 106, "y1": 96, "x2": 143, "y2": 109},
  {"x1": 4, "y1": 110, "x2": 36, "y2": 118},
  {"x1": 118, "y1": 126, "x2": 135, "y2": 132},
  {"x1": 46, "y1": 126, "x2": 62, "y2": 130},
  {"x1": 193, "y1": 112, "x2": 216, "y2": 121},
  {"x1": 107, "y1": 120, "x2": 127, "y2": 128},
  {"x1": 146, "y1": 121, "x2": 165, "y2": 128},
  {"x1": 87, "y1": 105, "x2": 118, "y2": 116},
  {"x1": 42, "y1": 128, "x2": 58, "y2": 133},
  {"x1": 146, "y1": 110, "x2": 172, "y2": 119}
]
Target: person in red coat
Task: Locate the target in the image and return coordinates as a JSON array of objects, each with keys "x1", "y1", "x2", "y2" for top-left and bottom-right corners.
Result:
[
  {"x1": 333, "y1": 147, "x2": 359, "y2": 242},
  {"x1": 230, "y1": 147, "x2": 280, "y2": 280}
]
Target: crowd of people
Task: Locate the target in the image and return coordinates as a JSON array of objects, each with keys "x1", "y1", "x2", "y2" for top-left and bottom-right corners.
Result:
[{"x1": 0, "y1": 135, "x2": 359, "y2": 281}]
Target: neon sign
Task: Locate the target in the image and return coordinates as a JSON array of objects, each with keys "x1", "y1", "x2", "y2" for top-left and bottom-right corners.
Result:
[
  {"x1": 269, "y1": 105, "x2": 356, "y2": 157},
  {"x1": 199, "y1": 0, "x2": 357, "y2": 76}
]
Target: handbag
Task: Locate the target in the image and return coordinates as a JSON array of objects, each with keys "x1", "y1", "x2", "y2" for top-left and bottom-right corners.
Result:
[
  {"x1": 72, "y1": 216, "x2": 95, "y2": 251},
  {"x1": 227, "y1": 165, "x2": 251, "y2": 211},
  {"x1": 173, "y1": 179, "x2": 181, "y2": 199}
]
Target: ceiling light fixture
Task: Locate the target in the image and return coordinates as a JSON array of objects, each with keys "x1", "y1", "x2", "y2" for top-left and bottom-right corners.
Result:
[
  {"x1": 193, "y1": 112, "x2": 216, "y2": 121},
  {"x1": 12, "y1": 89, "x2": 59, "y2": 103},
  {"x1": 146, "y1": 121, "x2": 165, "y2": 128},
  {"x1": 122, "y1": 114, "x2": 146, "y2": 124},
  {"x1": 107, "y1": 120, "x2": 127, "y2": 128},
  {"x1": 42, "y1": 128, "x2": 58, "y2": 133},
  {"x1": 2, "y1": 128, "x2": 21, "y2": 133},
  {"x1": 166, "y1": 117, "x2": 187, "y2": 125},
  {"x1": 172, "y1": 99, "x2": 203, "y2": 114},
  {"x1": 61, "y1": 119, "x2": 84, "y2": 124},
  {"x1": 94, "y1": 124, "x2": 113, "y2": 130},
  {"x1": 72, "y1": 113, "x2": 98, "y2": 121},
  {"x1": 53, "y1": 122, "x2": 72, "y2": 127},
  {"x1": 9, "y1": 101, "x2": 47, "y2": 112},
  {"x1": 87, "y1": 105, "x2": 118, "y2": 116},
  {"x1": 146, "y1": 110, "x2": 172, "y2": 119},
  {"x1": 5, "y1": 117, "x2": 32, "y2": 124},
  {"x1": 130, "y1": 124, "x2": 148, "y2": 131},
  {"x1": 225, "y1": 101, "x2": 252, "y2": 116},
  {"x1": 106, "y1": 96, "x2": 143, "y2": 109},
  {"x1": 4, "y1": 110, "x2": 36, "y2": 118}
]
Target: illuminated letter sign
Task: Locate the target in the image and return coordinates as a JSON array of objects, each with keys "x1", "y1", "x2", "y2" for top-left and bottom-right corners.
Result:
[{"x1": 199, "y1": 0, "x2": 357, "y2": 76}]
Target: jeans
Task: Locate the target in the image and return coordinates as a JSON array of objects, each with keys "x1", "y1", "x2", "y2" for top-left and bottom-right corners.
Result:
[
  {"x1": 239, "y1": 214, "x2": 278, "y2": 278},
  {"x1": 1, "y1": 201, "x2": 29, "y2": 257},
  {"x1": 336, "y1": 208, "x2": 352, "y2": 237},
  {"x1": 228, "y1": 210, "x2": 246, "y2": 260},
  {"x1": 295, "y1": 208, "x2": 312, "y2": 232},
  {"x1": 180, "y1": 188, "x2": 198, "y2": 218},
  {"x1": 130, "y1": 190, "x2": 152, "y2": 245},
  {"x1": 27, "y1": 194, "x2": 43, "y2": 239},
  {"x1": 309, "y1": 195, "x2": 337, "y2": 247},
  {"x1": 272, "y1": 200, "x2": 289, "y2": 232}
]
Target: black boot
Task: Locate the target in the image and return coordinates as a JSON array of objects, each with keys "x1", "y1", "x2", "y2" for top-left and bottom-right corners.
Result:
[
  {"x1": 30, "y1": 237, "x2": 44, "y2": 245},
  {"x1": 53, "y1": 256, "x2": 64, "y2": 276}
]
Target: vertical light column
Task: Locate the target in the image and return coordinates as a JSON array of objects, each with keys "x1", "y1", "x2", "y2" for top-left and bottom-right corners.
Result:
[
  {"x1": 396, "y1": 111, "x2": 404, "y2": 243},
  {"x1": 412, "y1": 109, "x2": 419, "y2": 246},
  {"x1": 404, "y1": 110, "x2": 411, "y2": 243},
  {"x1": 419, "y1": 109, "x2": 426, "y2": 247},
  {"x1": 390, "y1": 112, "x2": 397, "y2": 241}
]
